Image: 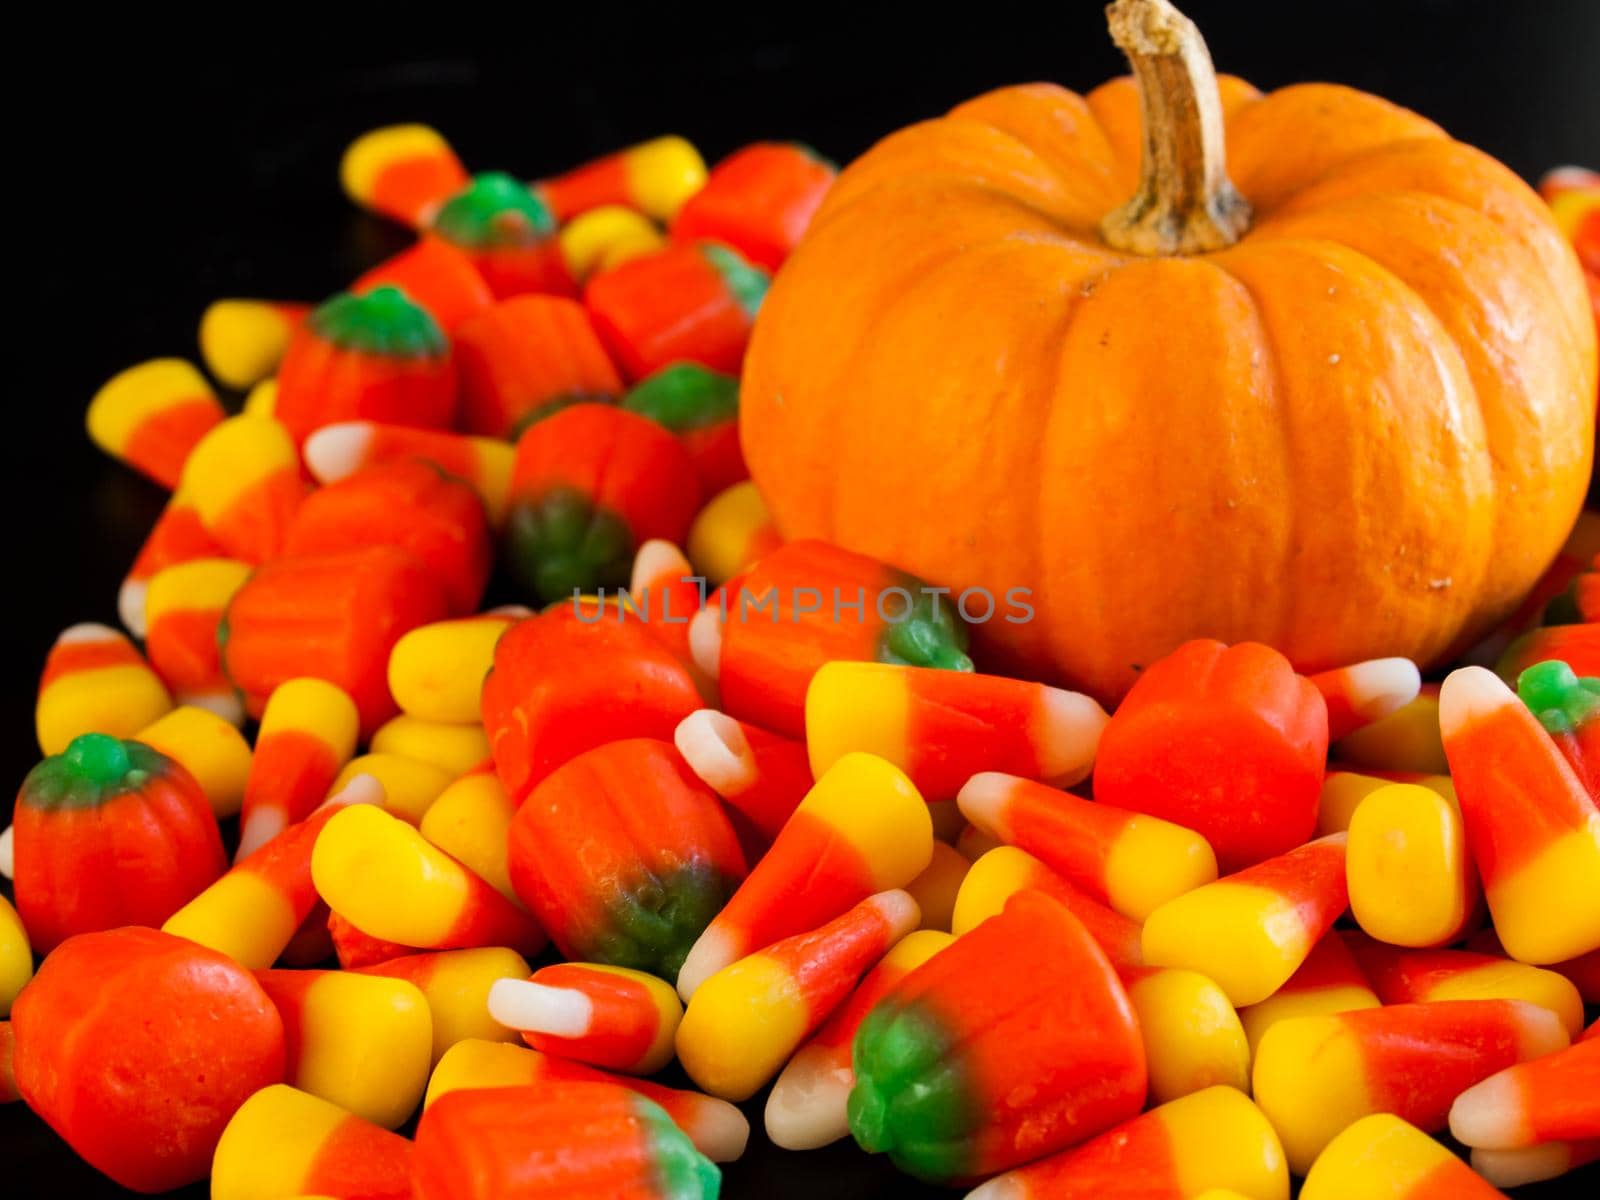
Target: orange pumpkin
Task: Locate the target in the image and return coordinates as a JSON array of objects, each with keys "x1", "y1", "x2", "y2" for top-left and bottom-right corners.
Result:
[{"x1": 741, "y1": 0, "x2": 1597, "y2": 703}]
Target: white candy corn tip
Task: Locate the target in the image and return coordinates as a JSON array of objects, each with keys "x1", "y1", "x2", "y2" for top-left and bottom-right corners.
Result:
[
  {"x1": 322, "y1": 772, "x2": 386, "y2": 812},
  {"x1": 676, "y1": 924, "x2": 736, "y2": 1002},
  {"x1": 487, "y1": 604, "x2": 536, "y2": 619},
  {"x1": 692, "y1": 1098, "x2": 752, "y2": 1163},
  {"x1": 955, "y1": 772, "x2": 1020, "y2": 840},
  {"x1": 1344, "y1": 657, "x2": 1422, "y2": 721},
  {"x1": 632, "y1": 538, "x2": 692, "y2": 592},
  {"x1": 1034, "y1": 688, "x2": 1110, "y2": 787},
  {"x1": 688, "y1": 607, "x2": 723, "y2": 681},
  {"x1": 867, "y1": 888, "x2": 922, "y2": 939},
  {"x1": 57, "y1": 621, "x2": 122, "y2": 646},
  {"x1": 1449, "y1": 1068, "x2": 1528, "y2": 1150},
  {"x1": 675, "y1": 710, "x2": 755, "y2": 796},
  {"x1": 487, "y1": 978, "x2": 593, "y2": 1038},
  {"x1": 1471, "y1": 1144, "x2": 1580, "y2": 1188},
  {"x1": 118, "y1": 581, "x2": 149, "y2": 639},
  {"x1": 302, "y1": 422, "x2": 372, "y2": 484},
  {"x1": 1438, "y1": 665, "x2": 1514, "y2": 736},
  {"x1": 182, "y1": 689, "x2": 245, "y2": 728},
  {"x1": 964, "y1": 1173, "x2": 1025, "y2": 1200},
  {"x1": 235, "y1": 809, "x2": 288, "y2": 861},
  {"x1": 0, "y1": 824, "x2": 13, "y2": 879},
  {"x1": 764, "y1": 1045, "x2": 853, "y2": 1150}
]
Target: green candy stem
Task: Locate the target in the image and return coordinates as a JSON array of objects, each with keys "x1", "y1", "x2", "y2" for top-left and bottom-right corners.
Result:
[
  {"x1": 621, "y1": 363, "x2": 739, "y2": 433},
  {"x1": 504, "y1": 486, "x2": 635, "y2": 605},
  {"x1": 699, "y1": 243, "x2": 769, "y2": 320},
  {"x1": 877, "y1": 581, "x2": 974, "y2": 673},
  {"x1": 635, "y1": 1096, "x2": 722, "y2": 1199},
  {"x1": 431, "y1": 171, "x2": 556, "y2": 249},
  {"x1": 22, "y1": 733, "x2": 163, "y2": 811},
  {"x1": 1518, "y1": 659, "x2": 1600, "y2": 736},
  {"x1": 589, "y1": 863, "x2": 739, "y2": 981},
  {"x1": 307, "y1": 286, "x2": 447, "y2": 359},
  {"x1": 848, "y1": 999, "x2": 974, "y2": 1182}
]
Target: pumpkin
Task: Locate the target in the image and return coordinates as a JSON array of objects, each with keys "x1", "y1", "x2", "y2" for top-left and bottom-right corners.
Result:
[{"x1": 741, "y1": 0, "x2": 1597, "y2": 702}]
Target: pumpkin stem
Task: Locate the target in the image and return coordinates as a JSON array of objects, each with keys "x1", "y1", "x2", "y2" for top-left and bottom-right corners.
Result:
[{"x1": 1100, "y1": 0, "x2": 1252, "y2": 255}]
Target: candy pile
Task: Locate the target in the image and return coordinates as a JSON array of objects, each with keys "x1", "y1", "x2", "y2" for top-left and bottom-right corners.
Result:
[{"x1": 0, "y1": 130, "x2": 1596, "y2": 1200}]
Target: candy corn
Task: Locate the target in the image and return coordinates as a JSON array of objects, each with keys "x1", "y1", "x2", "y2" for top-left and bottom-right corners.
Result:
[
  {"x1": 388, "y1": 611, "x2": 520, "y2": 724},
  {"x1": 417, "y1": 767, "x2": 517, "y2": 902},
  {"x1": 1439, "y1": 665, "x2": 1600, "y2": 963},
  {"x1": 313, "y1": 803, "x2": 544, "y2": 953},
  {"x1": 675, "y1": 753, "x2": 932, "y2": 1000},
  {"x1": 1141, "y1": 834, "x2": 1349, "y2": 1006},
  {"x1": 221, "y1": 546, "x2": 450, "y2": 736},
  {"x1": 118, "y1": 491, "x2": 225, "y2": 636},
  {"x1": 182, "y1": 415, "x2": 307, "y2": 563},
  {"x1": 134, "y1": 703, "x2": 253, "y2": 819},
  {"x1": 143, "y1": 556, "x2": 251, "y2": 721},
  {"x1": 697, "y1": 539, "x2": 973, "y2": 738},
  {"x1": 1449, "y1": 1035, "x2": 1600, "y2": 1149},
  {"x1": 674, "y1": 709, "x2": 814, "y2": 842},
  {"x1": 1094, "y1": 639, "x2": 1328, "y2": 872},
  {"x1": 1346, "y1": 935, "x2": 1585, "y2": 1038},
  {"x1": 672, "y1": 142, "x2": 836, "y2": 270},
  {"x1": 1236, "y1": 930, "x2": 1379, "y2": 1053},
  {"x1": 808, "y1": 663, "x2": 1109, "y2": 798},
  {"x1": 765, "y1": 928, "x2": 953, "y2": 1151},
  {"x1": 482, "y1": 612, "x2": 703, "y2": 804},
  {"x1": 1299, "y1": 1113, "x2": 1505, "y2": 1200},
  {"x1": 198, "y1": 299, "x2": 310, "y2": 389},
  {"x1": 454, "y1": 294, "x2": 621, "y2": 436},
  {"x1": 686, "y1": 479, "x2": 782, "y2": 585},
  {"x1": 35, "y1": 622, "x2": 172, "y2": 755},
  {"x1": 304, "y1": 420, "x2": 515, "y2": 526},
  {"x1": 212, "y1": 1084, "x2": 413, "y2": 1200},
  {"x1": 1253, "y1": 999, "x2": 1570, "y2": 1172},
  {"x1": 254, "y1": 968, "x2": 433, "y2": 1128},
  {"x1": 622, "y1": 361, "x2": 746, "y2": 495},
  {"x1": 1346, "y1": 781, "x2": 1478, "y2": 947},
  {"x1": 371, "y1": 714, "x2": 489, "y2": 777},
  {"x1": 559, "y1": 204, "x2": 667, "y2": 281},
  {"x1": 424, "y1": 1039, "x2": 749, "y2": 1163},
  {"x1": 905, "y1": 841, "x2": 968, "y2": 931},
  {"x1": 1518, "y1": 658, "x2": 1600, "y2": 798},
  {"x1": 505, "y1": 402, "x2": 700, "y2": 603},
  {"x1": 622, "y1": 539, "x2": 708, "y2": 670},
  {"x1": 275, "y1": 287, "x2": 457, "y2": 445},
  {"x1": 849, "y1": 889, "x2": 1146, "y2": 1183},
  {"x1": 538, "y1": 135, "x2": 707, "y2": 222},
  {"x1": 959, "y1": 772, "x2": 1217, "y2": 921},
  {"x1": 0, "y1": 895, "x2": 31, "y2": 1018},
  {"x1": 1121, "y1": 966, "x2": 1251, "y2": 1104},
  {"x1": 341, "y1": 124, "x2": 468, "y2": 227},
  {"x1": 508, "y1": 738, "x2": 745, "y2": 977},
  {"x1": 1333, "y1": 683, "x2": 1448, "y2": 774},
  {"x1": 164, "y1": 774, "x2": 381, "y2": 968},
  {"x1": 358, "y1": 946, "x2": 529, "y2": 1064},
  {"x1": 586, "y1": 240, "x2": 769, "y2": 379},
  {"x1": 413, "y1": 1082, "x2": 720, "y2": 1200},
  {"x1": 966, "y1": 1086, "x2": 1288, "y2": 1200},
  {"x1": 86, "y1": 358, "x2": 224, "y2": 488},
  {"x1": 678, "y1": 890, "x2": 919, "y2": 1100},
  {"x1": 1307, "y1": 656, "x2": 1422, "y2": 741},
  {"x1": 491, "y1": 962, "x2": 684, "y2": 1075},
  {"x1": 950, "y1": 846, "x2": 1145, "y2": 970},
  {"x1": 237, "y1": 678, "x2": 360, "y2": 858}
]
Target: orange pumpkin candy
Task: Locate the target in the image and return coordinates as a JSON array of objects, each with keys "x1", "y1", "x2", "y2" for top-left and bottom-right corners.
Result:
[{"x1": 741, "y1": 0, "x2": 1597, "y2": 703}]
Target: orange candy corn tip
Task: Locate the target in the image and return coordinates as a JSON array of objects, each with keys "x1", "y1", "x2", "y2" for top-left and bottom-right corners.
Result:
[
  {"x1": 1449, "y1": 1036, "x2": 1600, "y2": 1150},
  {"x1": 1309, "y1": 657, "x2": 1421, "y2": 741},
  {"x1": 1300, "y1": 1113, "x2": 1506, "y2": 1200}
]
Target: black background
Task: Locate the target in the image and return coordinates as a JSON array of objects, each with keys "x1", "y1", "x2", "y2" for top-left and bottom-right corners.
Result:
[{"x1": 5, "y1": 1, "x2": 1599, "y2": 1195}]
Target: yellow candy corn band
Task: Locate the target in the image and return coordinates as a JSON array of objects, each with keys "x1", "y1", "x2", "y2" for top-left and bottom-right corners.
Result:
[
  {"x1": 199, "y1": 301, "x2": 299, "y2": 390},
  {"x1": 1252, "y1": 1017, "x2": 1373, "y2": 1174},
  {"x1": 1486, "y1": 823, "x2": 1600, "y2": 965},
  {"x1": 135, "y1": 705, "x2": 253, "y2": 819},
  {"x1": 409, "y1": 948, "x2": 531, "y2": 1063},
  {"x1": 1347, "y1": 784, "x2": 1470, "y2": 947},
  {"x1": 805, "y1": 663, "x2": 909, "y2": 780},
  {"x1": 1422, "y1": 961, "x2": 1583, "y2": 1039},
  {"x1": 260, "y1": 678, "x2": 361, "y2": 747},
  {"x1": 688, "y1": 481, "x2": 774, "y2": 585},
  {"x1": 370, "y1": 715, "x2": 490, "y2": 778},
  {"x1": 559, "y1": 206, "x2": 666, "y2": 279},
  {"x1": 87, "y1": 359, "x2": 215, "y2": 451},
  {"x1": 162, "y1": 871, "x2": 299, "y2": 970},
  {"x1": 388, "y1": 617, "x2": 512, "y2": 724},
  {"x1": 1300, "y1": 1114, "x2": 1462, "y2": 1200},
  {"x1": 341, "y1": 124, "x2": 453, "y2": 205},
  {"x1": 38, "y1": 663, "x2": 174, "y2": 757},
  {"x1": 146, "y1": 557, "x2": 252, "y2": 620},
  {"x1": 800, "y1": 752, "x2": 933, "y2": 890},
  {"x1": 1125, "y1": 968, "x2": 1251, "y2": 1103},
  {"x1": 331, "y1": 754, "x2": 452, "y2": 824},
  {"x1": 182, "y1": 416, "x2": 298, "y2": 526},
  {"x1": 905, "y1": 843, "x2": 969, "y2": 932},
  {"x1": 1237, "y1": 983, "x2": 1379, "y2": 1054},
  {"x1": 243, "y1": 378, "x2": 278, "y2": 418},
  {"x1": 1102, "y1": 815, "x2": 1220, "y2": 921},
  {"x1": 424, "y1": 1039, "x2": 537, "y2": 1110},
  {"x1": 1142, "y1": 883, "x2": 1314, "y2": 1006},
  {"x1": 622, "y1": 136, "x2": 708, "y2": 220},
  {"x1": 311, "y1": 805, "x2": 469, "y2": 946},
  {"x1": 293, "y1": 973, "x2": 432, "y2": 1128},
  {"x1": 419, "y1": 773, "x2": 517, "y2": 903},
  {"x1": 211, "y1": 1085, "x2": 345, "y2": 1198},
  {"x1": 1161, "y1": 1086, "x2": 1290, "y2": 1199},
  {"x1": 677, "y1": 953, "x2": 810, "y2": 1101},
  {"x1": 1, "y1": 894, "x2": 32, "y2": 1016}
]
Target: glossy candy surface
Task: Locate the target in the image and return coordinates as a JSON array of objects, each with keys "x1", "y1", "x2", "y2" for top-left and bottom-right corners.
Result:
[
  {"x1": 491, "y1": 962, "x2": 684, "y2": 1075},
  {"x1": 86, "y1": 358, "x2": 224, "y2": 489},
  {"x1": 36, "y1": 623, "x2": 172, "y2": 756}
]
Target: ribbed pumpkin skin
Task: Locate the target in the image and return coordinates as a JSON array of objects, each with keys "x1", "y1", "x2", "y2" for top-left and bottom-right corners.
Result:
[{"x1": 741, "y1": 77, "x2": 1597, "y2": 703}]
